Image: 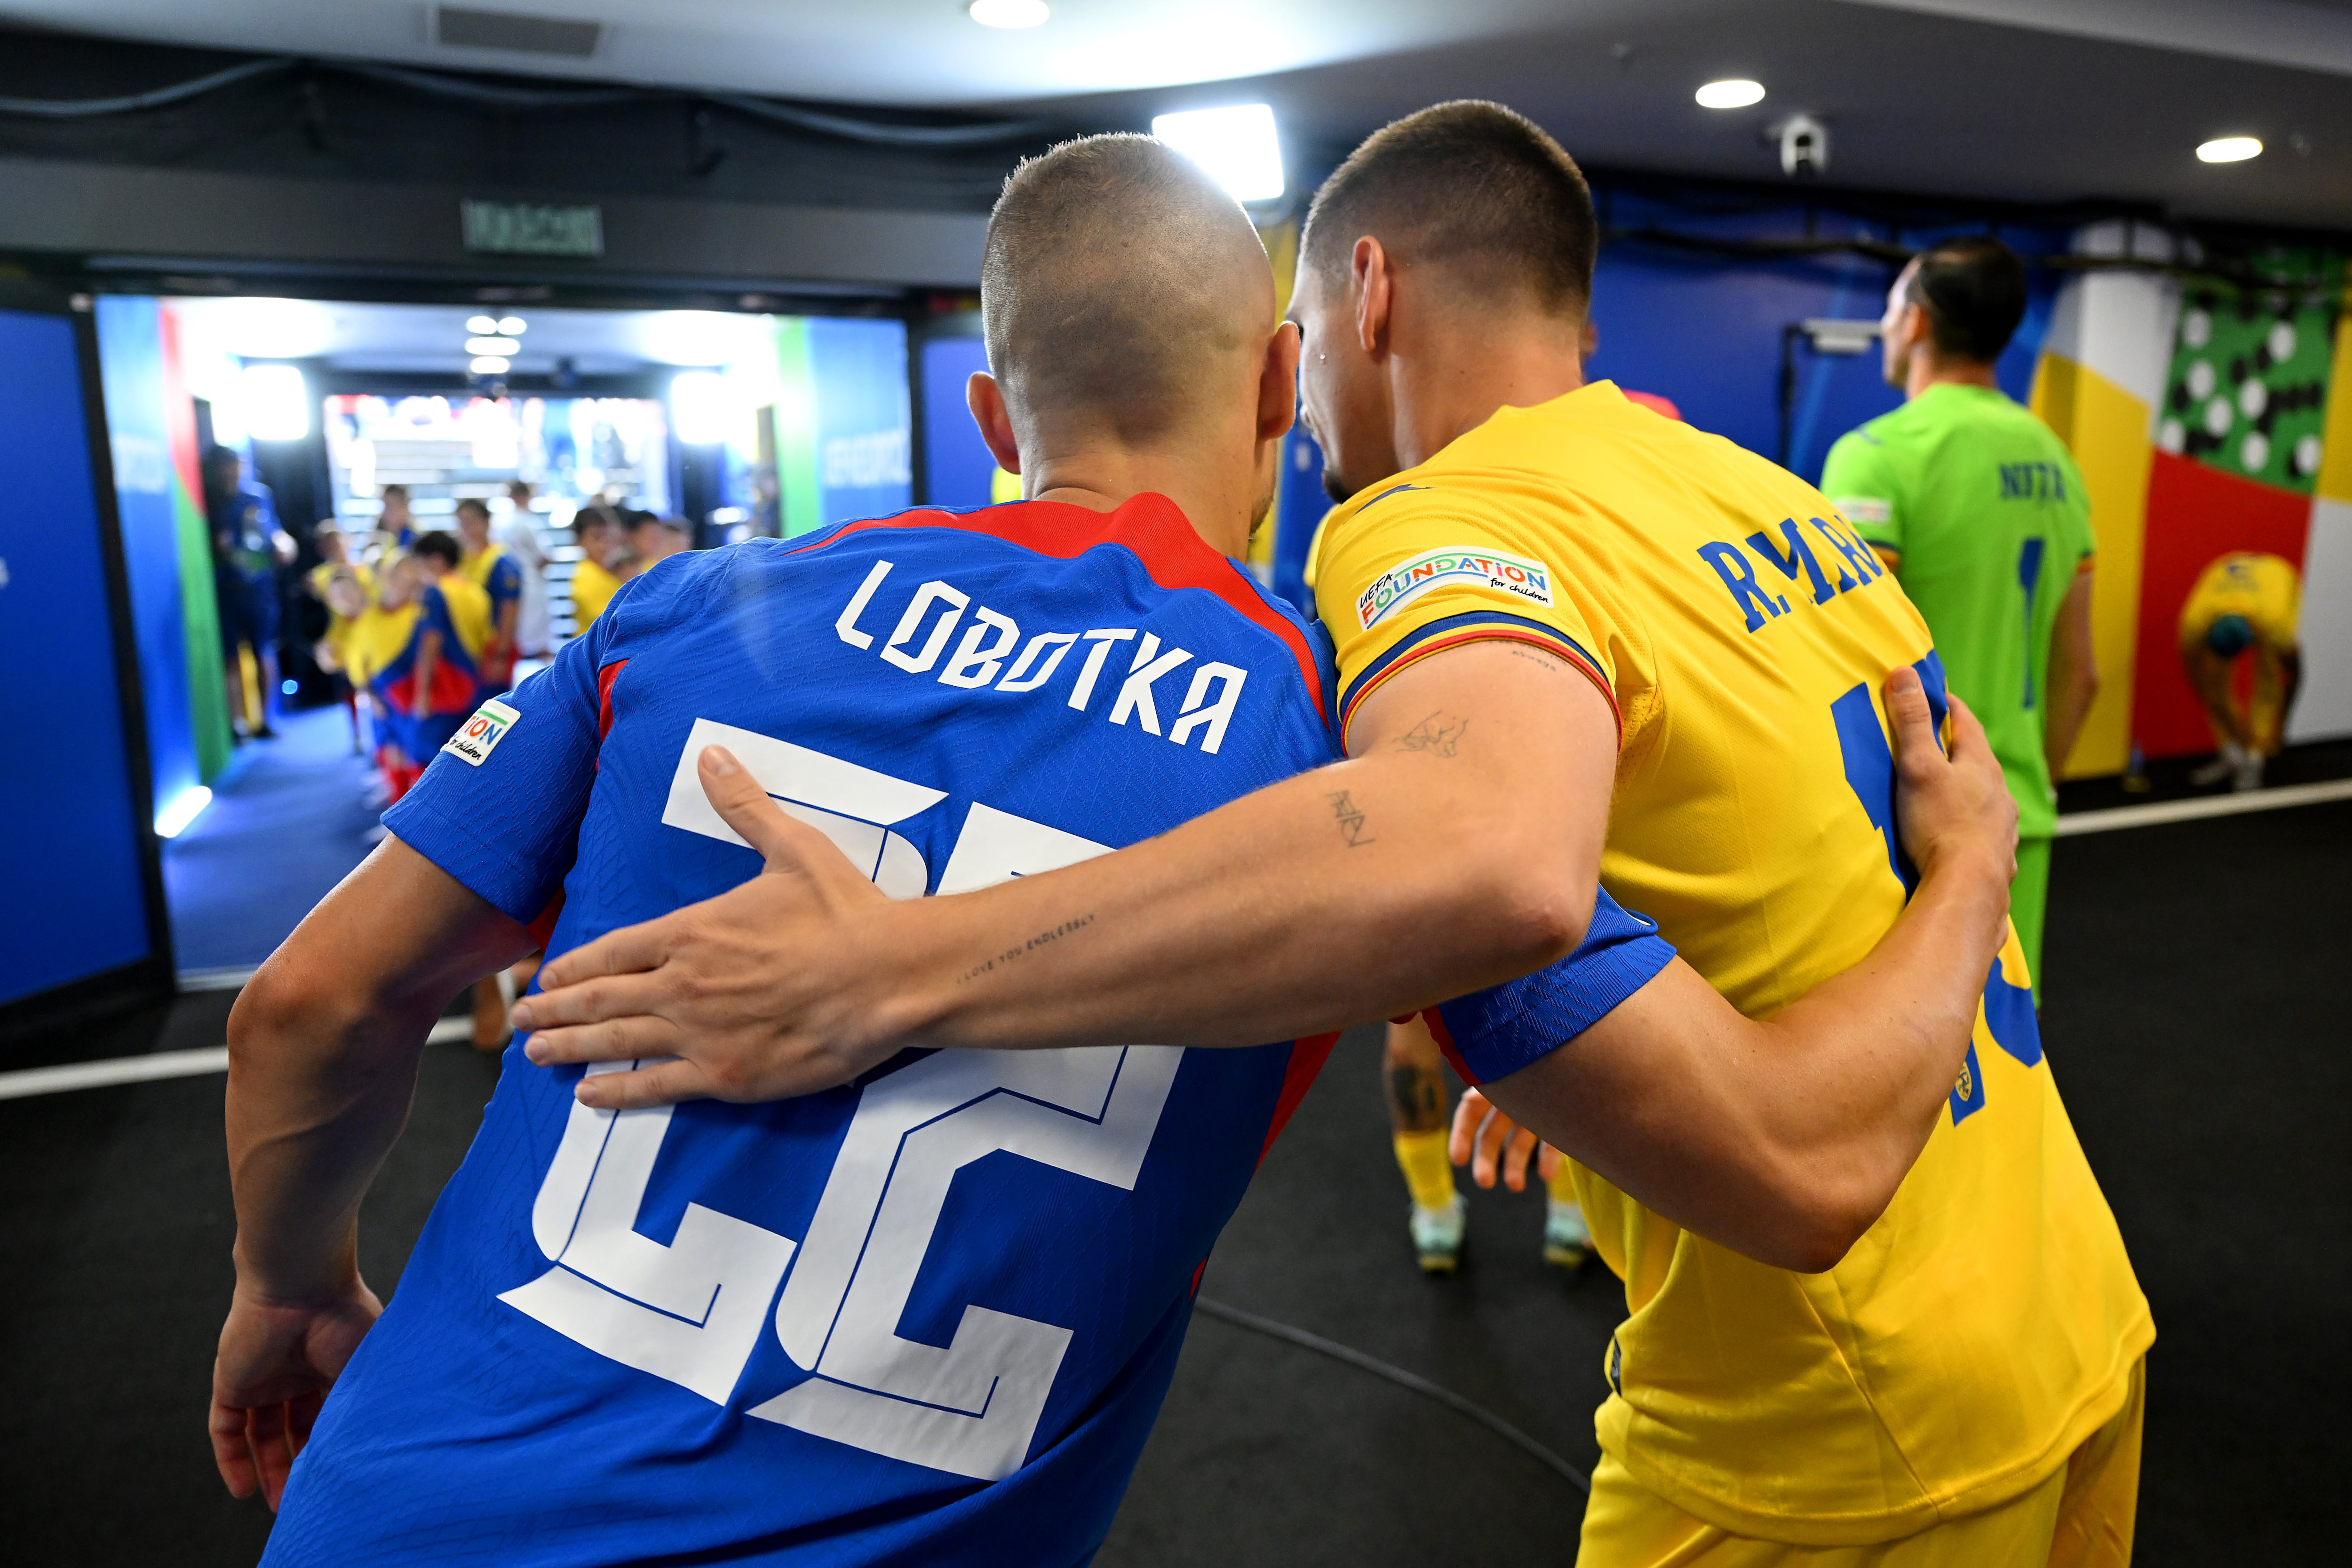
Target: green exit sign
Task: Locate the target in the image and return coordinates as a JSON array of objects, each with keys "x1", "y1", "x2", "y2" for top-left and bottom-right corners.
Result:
[{"x1": 461, "y1": 200, "x2": 604, "y2": 258}]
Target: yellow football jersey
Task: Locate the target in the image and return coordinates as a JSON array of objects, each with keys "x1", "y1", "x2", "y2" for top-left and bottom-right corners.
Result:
[
  {"x1": 1314, "y1": 382, "x2": 2151, "y2": 1544},
  {"x1": 2178, "y1": 550, "x2": 2301, "y2": 653},
  {"x1": 458, "y1": 539, "x2": 507, "y2": 590},
  {"x1": 571, "y1": 555, "x2": 621, "y2": 628},
  {"x1": 432, "y1": 571, "x2": 494, "y2": 664},
  {"x1": 342, "y1": 600, "x2": 420, "y2": 689}
]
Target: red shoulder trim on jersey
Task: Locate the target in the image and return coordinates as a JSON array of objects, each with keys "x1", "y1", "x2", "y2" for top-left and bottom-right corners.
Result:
[
  {"x1": 1256, "y1": 1031, "x2": 1340, "y2": 1166},
  {"x1": 596, "y1": 658, "x2": 628, "y2": 744},
  {"x1": 1422, "y1": 1007, "x2": 1479, "y2": 1087},
  {"x1": 526, "y1": 893, "x2": 565, "y2": 951},
  {"x1": 789, "y1": 496, "x2": 1326, "y2": 721}
]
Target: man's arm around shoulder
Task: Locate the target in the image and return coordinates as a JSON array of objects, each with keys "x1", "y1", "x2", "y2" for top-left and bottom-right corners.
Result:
[
  {"x1": 1456, "y1": 668, "x2": 2017, "y2": 1272},
  {"x1": 516, "y1": 638, "x2": 1618, "y2": 1109}
]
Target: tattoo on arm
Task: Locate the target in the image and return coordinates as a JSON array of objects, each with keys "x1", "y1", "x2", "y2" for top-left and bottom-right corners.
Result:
[
  {"x1": 1498, "y1": 644, "x2": 1569, "y2": 676},
  {"x1": 1393, "y1": 711, "x2": 1470, "y2": 756},
  {"x1": 1327, "y1": 789, "x2": 1375, "y2": 847},
  {"x1": 956, "y1": 914, "x2": 1096, "y2": 984}
]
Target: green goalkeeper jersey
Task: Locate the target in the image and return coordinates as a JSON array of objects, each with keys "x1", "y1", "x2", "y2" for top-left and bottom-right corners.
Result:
[{"x1": 1822, "y1": 383, "x2": 2095, "y2": 838}]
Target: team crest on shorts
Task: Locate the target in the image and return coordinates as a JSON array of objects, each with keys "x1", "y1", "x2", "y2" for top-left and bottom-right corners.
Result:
[
  {"x1": 444, "y1": 698, "x2": 520, "y2": 766},
  {"x1": 1356, "y1": 546, "x2": 1556, "y2": 629}
]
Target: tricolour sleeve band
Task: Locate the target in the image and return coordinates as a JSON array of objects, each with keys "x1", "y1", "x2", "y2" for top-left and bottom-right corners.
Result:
[
  {"x1": 1337, "y1": 610, "x2": 1619, "y2": 749},
  {"x1": 1428, "y1": 887, "x2": 1676, "y2": 1085}
]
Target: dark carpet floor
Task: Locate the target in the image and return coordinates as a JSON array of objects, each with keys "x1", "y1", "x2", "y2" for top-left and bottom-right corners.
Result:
[
  {"x1": 161, "y1": 705, "x2": 380, "y2": 976},
  {"x1": 2, "y1": 801, "x2": 2344, "y2": 1564}
]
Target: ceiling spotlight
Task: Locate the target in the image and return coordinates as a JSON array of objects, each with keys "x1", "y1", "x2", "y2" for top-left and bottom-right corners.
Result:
[
  {"x1": 2197, "y1": 135, "x2": 2262, "y2": 163},
  {"x1": 1697, "y1": 79, "x2": 1766, "y2": 110},
  {"x1": 1152, "y1": 103, "x2": 1285, "y2": 203},
  {"x1": 467, "y1": 314, "x2": 500, "y2": 334},
  {"x1": 470, "y1": 356, "x2": 511, "y2": 375},
  {"x1": 467, "y1": 336, "x2": 522, "y2": 355},
  {"x1": 969, "y1": 0, "x2": 1049, "y2": 28},
  {"x1": 498, "y1": 315, "x2": 528, "y2": 334}
]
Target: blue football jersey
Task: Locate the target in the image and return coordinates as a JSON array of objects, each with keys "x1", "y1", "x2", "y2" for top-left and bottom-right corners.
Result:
[{"x1": 271, "y1": 495, "x2": 1672, "y2": 1567}]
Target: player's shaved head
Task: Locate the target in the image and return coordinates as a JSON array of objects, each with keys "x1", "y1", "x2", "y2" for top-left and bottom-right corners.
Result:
[
  {"x1": 984, "y1": 134, "x2": 1273, "y2": 447},
  {"x1": 1301, "y1": 100, "x2": 1596, "y2": 321}
]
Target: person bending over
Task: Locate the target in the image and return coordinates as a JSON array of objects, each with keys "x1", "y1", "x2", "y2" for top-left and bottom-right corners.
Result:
[
  {"x1": 218, "y1": 135, "x2": 2013, "y2": 1568},
  {"x1": 2178, "y1": 550, "x2": 2302, "y2": 791},
  {"x1": 522, "y1": 102, "x2": 2148, "y2": 1567}
]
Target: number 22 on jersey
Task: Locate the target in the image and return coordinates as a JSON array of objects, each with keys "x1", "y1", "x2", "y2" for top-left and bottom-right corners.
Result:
[{"x1": 500, "y1": 721, "x2": 1183, "y2": 1481}]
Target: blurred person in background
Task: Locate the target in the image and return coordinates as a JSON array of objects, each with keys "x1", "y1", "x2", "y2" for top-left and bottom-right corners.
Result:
[
  {"x1": 364, "y1": 533, "x2": 490, "y2": 803},
  {"x1": 569, "y1": 506, "x2": 626, "y2": 628},
  {"x1": 373, "y1": 483, "x2": 417, "y2": 552},
  {"x1": 306, "y1": 523, "x2": 372, "y2": 755},
  {"x1": 501, "y1": 479, "x2": 553, "y2": 661},
  {"x1": 454, "y1": 498, "x2": 523, "y2": 694},
  {"x1": 624, "y1": 510, "x2": 692, "y2": 573},
  {"x1": 2179, "y1": 551, "x2": 2303, "y2": 791},
  {"x1": 204, "y1": 445, "x2": 295, "y2": 743}
]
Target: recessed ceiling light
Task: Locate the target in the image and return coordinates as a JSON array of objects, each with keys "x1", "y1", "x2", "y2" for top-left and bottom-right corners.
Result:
[
  {"x1": 498, "y1": 315, "x2": 528, "y2": 334},
  {"x1": 467, "y1": 314, "x2": 500, "y2": 334},
  {"x1": 2196, "y1": 135, "x2": 2262, "y2": 163},
  {"x1": 1696, "y1": 79, "x2": 1766, "y2": 110},
  {"x1": 470, "y1": 356, "x2": 511, "y2": 375},
  {"x1": 1153, "y1": 103, "x2": 1285, "y2": 203},
  {"x1": 969, "y1": 0, "x2": 1049, "y2": 28},
  {"x1": 467, "y1": 336, "x2": 522, "y2": 355}
]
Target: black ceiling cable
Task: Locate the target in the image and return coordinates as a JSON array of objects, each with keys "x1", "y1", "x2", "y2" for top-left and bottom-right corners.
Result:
[
  {"x1": 0, "y1": 55, "x2": 291, "y2": 116},
  {"x1": 0, "y1": 51, "x2": 1049, "y2": 148},
  {"x1": 1192, "y1": 1295, "x2": 1592, "y2": 1494}
]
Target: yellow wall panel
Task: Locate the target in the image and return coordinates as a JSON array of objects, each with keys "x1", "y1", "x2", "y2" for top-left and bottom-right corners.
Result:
[
  {"x1": 2031, "y1": 351, "x2": 2150, "y2": 777},
  {"x1": 2317, "y1": 309, "x2": 2352, "y2": 505}
]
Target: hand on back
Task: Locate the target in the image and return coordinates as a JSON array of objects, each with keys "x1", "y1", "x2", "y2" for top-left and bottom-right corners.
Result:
[
  {"x1": 1885, "y1": 665, "x2": 2017, "y2": 889},
  {"x1": 516, "y1": 744, "x2": 900, "y2": 1109}
]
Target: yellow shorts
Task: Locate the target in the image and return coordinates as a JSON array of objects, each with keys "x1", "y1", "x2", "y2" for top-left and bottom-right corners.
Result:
[{"x1": 1577, "y1": 1358, "x2": 2143, "y2": 1568}]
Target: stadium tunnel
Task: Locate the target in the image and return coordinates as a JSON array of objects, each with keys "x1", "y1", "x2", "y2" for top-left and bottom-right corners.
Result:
[{"x1": 0, "y1": 6, "x2": 2347, "y2": 1566}]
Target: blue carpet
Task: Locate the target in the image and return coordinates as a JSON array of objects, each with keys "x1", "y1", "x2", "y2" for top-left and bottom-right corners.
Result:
[{"x1": 162, "y1": 705, "x2": 381, "y2": 973}]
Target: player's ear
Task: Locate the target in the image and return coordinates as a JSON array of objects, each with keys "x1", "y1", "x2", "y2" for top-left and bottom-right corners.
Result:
[
  {"x1": 1352, "y1": 236, "x2": 1393, "y2": 356},
  {"x1": 966, "y1": 372, "x2": 1021, "y2": 475},
  {"x1": 1257, "y1": 321, "x2": 1301, "y2": 443}
]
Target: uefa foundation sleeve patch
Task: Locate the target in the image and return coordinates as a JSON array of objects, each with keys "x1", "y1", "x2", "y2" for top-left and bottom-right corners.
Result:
[
  {"x1": 1356, "y1": 546, "x2": 1556, "y2": 629},
  {"x1": 444, "y1": 698, "x2": 521, "y2": 766}
]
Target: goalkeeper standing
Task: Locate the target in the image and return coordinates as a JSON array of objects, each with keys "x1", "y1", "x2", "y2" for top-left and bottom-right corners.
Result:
[{"x1": 1824, "y1": 237, "x2": 2098, "y2": 997}]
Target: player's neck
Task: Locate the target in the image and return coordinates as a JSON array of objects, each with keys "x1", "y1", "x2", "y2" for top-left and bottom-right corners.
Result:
[
  {"x1": 1905, "y1": 353, "x2": 2000, "y2": 400},
  {"x1": 1024, "y1": 445, "x2": 1258, "y2": 561},
  {"x1": 1390, "y1": 312, "x2": 1586, "y2": 469}
]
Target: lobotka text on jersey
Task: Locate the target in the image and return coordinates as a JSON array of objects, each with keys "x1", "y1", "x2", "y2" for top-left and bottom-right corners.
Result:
[{"x1": 831, "y1": 559, "x2": 1252, "y2": 755}]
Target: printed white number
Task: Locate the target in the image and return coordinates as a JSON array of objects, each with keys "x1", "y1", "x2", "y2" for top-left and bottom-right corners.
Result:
[
  {"x1": 510, "y1": 731, "x2": 1181, "y2": 1481},
  {"x1": 661, "y1": 716, "x2": 941, "y2": 898},
  {"x1": 499, "y1": 1063, "x2": 797, "y2": 1403}
]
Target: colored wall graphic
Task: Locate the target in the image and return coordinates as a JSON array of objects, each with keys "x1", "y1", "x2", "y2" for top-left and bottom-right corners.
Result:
[
  {"x1": 95, "y1": 295, "x2": 232, "y2": 811},
  {"x1": 2032, "y1": 234, "x2": 2352, "y2": 768}
]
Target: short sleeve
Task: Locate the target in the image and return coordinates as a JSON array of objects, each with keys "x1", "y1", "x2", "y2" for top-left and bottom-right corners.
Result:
[
  {"x1": 490, "y1": 554, "x2": 523, "y2": 606},
  {"x1": 382, "y1": 611, "x2": 620, "y2": 922},
  {"x1": 1311, "y1": 484, "x2": 1617, "y2": 745},
  {"x1": 1427, "y1": 887, "x2": 1676, "y2": 1085},
  {"x1": 1821, "y1": 431, "x2": 1903, "y2": 555}
]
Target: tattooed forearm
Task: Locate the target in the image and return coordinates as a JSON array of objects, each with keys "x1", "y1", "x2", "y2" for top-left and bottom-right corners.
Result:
[
  {"x1": 1393, "y1": 710, "x2": 1470, "y2": 756},
  {"x1": 1327, "y1": 789, "x2": 1375, "y2": 847},
  {"x1": 957, "y1": 915, "x2": 1096, "y2": 983}
]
